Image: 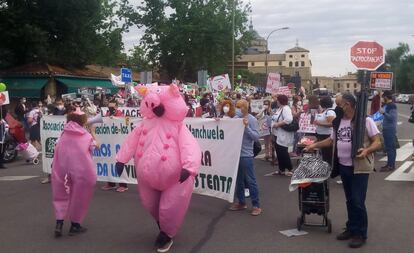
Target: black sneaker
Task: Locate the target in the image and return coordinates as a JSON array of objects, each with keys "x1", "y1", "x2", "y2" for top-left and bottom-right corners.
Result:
[
  {"x1": 336, "y1": 229, "x2": 352, "y2": 240},
  {"x1": 68, "y1": 225, "x2": 87, "y2": 236},
  {"x1": 157, "y1": 232, "x2": 173, "y2": 253},
  {"x1": 54, "y1": 223, "x2": 63, "y2": 238},
  {"x1": 349, "y1": 236, "x2": 366, "y2": 248}
]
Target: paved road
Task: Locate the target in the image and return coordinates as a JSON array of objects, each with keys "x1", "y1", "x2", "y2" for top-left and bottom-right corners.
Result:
[{"x1": 0, "y1": 104, "x2": 413, "y2": 253}]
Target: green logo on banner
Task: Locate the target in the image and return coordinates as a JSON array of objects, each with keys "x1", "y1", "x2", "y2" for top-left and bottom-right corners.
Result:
[{"x1": 45, "y1": 137, "x2": 58, "y2": 158}]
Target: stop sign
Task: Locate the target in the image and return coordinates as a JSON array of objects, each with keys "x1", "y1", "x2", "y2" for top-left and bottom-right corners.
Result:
[{"x1": 350, "y1": 41, "x2": 384, "y2": 70}]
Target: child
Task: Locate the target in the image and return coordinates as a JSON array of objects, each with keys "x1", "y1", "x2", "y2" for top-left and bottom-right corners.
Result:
[{"x1": 51, "y1": 107, "x2": 97, "y2": 237}]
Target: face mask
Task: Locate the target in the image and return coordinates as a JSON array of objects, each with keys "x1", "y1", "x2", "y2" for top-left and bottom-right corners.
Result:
[
  {"x1": 57, "y1": 105, "x2": 64, "y2": 110},
  {"x1": 108, "y1": 107, "x2": 116, "y2": 115},
  {"x1": 38, "y1": 104, "x2": 42, "y2": 108},
  {"x1": 297, "y1": 101, "x2": 302, "y2": 106},
  {"x1": 263, "y1": 105, "x2": 269, "y2": 109},
  {"x1": 223, "y1": 106, "x2": 230, "y2": 113},
  {"x1": 22, "y1": 99, "x2": 26, "y2": 103},
  {"x1": 235, "y1": 108, "x2": 243, "y2": 117}
]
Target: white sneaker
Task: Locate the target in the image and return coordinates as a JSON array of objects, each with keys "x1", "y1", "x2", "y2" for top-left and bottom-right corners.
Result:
[
  {"x1": 157, "y1": 239, "x2": 173, "y2": 253},
  {"x1": 336, "y1": 180, "x2": 343, "y2": 184}
]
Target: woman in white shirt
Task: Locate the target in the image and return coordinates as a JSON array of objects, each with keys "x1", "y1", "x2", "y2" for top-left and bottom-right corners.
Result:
[
  {"x1": 314, "y1": 96, "x2": 336, "y2": 165},
  {"x1": 271, "y1": 95, "x2": 294, "y2": 176}
]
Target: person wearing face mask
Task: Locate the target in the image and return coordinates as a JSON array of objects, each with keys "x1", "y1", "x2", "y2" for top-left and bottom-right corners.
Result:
[
  {"x1": 314, "y1": 96, "x2": 336, "y2": 165},
  {"x1": 305, "y1": 93, "x2": 381, "y2": 248},
  {"x1": 219, "y1": 99, "x2": 235, "y2": 118},
  {"x1": 291, "y1": 96, "x2": 304, "y2": 157},
  {"x1": 257, "y1": 100, "x2": 272, "y2": 161},
  {"x1": 102, "y1": 100, "x2": 128, "y2": 192},
  {"x1": 52, "y1": 98, "x2": 67, "y2": 116},
  {"x1": 27, "y1": 102, "x2": 42, "y2": 151},
  {"x1": 228, "y1": 99, "x2": 262, "y2": 216}
]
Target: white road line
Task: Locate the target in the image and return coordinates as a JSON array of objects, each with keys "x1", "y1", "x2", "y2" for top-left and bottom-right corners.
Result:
[
  {"x1": 398, "y1": 113, "x2": 410, "y2": 119},
  {"x1": 0, "y1": 176, "x2": 39, "y2": 181},
  {"x1": 397, "y1": 121, "x2": 402, "y2": 125},
  {"x1": 380, "y1": 143, "x2": 412, "y2": 162},
  {"x1": 398, "y1": 139, "x2": 413, "y2": 142},
  {"x1": 385, "y1": 161, "x2": 414, "y2": 181}
]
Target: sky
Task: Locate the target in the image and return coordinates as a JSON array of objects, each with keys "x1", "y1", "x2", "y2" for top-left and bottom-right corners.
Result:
[{"x1": 123, "y1": 0, "x2": 414, "y2": 77}]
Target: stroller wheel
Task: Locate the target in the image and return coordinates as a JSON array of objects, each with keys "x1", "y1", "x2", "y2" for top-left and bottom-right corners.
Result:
[
  {"x1": 327, "y1": 219, "x2": 332, "y2": 233},
  {"x1": 33, "y1": 158, "x2": 40, "y2": 165},
  {"x1": 297, "y1": 217, "x2": 302, "y2": 231}
]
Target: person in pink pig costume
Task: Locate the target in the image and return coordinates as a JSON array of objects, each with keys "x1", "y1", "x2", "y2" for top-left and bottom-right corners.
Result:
[
  {"x1": 115, "y1": 83, "x2": 201, "y2": 253},
  {"x1": 51, "y1": 107, "x2": 97, "y2": 238}
]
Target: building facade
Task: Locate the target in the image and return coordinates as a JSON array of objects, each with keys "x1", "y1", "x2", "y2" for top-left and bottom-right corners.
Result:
[
  {"x1": 234, "y1": 22, "x2": 313, "y2": 90},
  {"x1": 333, "y1": 73, "x2": 361, "y2": 95}
]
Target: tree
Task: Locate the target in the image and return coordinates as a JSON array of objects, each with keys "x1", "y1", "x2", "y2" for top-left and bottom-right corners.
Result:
[
  {"x1": 136, "y1": 0, "x2": 253, "y2": 81},
  {"x1": 126, "y1": 45, "x2": 151, "y2": 71},
  {"x1": 384, "y1": 42, "x2": 411, "y2": 92},
  {"x1": 0, "y1": 0, "x2": 136, "y2": 68}
]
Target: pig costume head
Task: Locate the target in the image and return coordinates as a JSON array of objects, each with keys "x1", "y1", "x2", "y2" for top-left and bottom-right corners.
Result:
[{"x1": 136, "y1": 84, "x2": 188, "y2": 121}]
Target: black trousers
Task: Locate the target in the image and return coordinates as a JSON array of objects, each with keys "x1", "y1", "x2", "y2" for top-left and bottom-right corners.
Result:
[
  {"x1": 275, "y1": 143, "x2": 293, "y2": 171},
  {"x1": 0, "y1": 143, "x2": 5, "y2": 166},
  {"x1": 317, "y1": 134, "x2": 333, "y2": 165}
]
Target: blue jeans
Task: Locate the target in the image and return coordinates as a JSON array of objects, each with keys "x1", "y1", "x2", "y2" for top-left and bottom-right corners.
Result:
[
  {"x1": 383, "y1": 128, "x2": 396, "y2": 168},
  {"x1": 235, "y1": 157, "x2": 260, "y2": 208},
  {"x1": 339, "y1": 165, "x2": 369, "y2": 239}
]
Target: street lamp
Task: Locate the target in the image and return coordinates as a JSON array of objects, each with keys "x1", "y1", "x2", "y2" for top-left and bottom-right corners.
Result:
[{"x1": 265, "y1": 27, "x2": 289, "y2": 76}]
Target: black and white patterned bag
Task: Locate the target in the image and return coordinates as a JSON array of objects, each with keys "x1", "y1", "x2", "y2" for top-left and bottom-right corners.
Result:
[{"x1": 289, "y1": 156, "x2": 331, "y2": 191}]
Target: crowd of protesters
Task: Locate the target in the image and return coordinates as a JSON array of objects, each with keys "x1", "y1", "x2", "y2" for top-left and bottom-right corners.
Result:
[{"x1": 1, "y1": 84, "x2": 413, "y2": 250}]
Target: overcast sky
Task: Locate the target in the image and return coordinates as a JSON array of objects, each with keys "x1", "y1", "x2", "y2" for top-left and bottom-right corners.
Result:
[{"x1": 123, "y1": 0, "x2": 414, "y2": 77}]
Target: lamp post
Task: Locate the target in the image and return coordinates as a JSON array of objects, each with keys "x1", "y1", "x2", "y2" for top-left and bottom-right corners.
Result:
[
  {"x1": 265, "y1": 27, "x2": 289, "y2": 76},
  {"x1": 231, "y1": 0, "x2": 236, "y2": 89}
]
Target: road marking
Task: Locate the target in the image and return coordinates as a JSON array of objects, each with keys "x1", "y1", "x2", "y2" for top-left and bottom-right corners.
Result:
[
  {"x1": 385, "y1": 161, "x2": 414, "y2": 181},
  {"x1": 398, "y1": 139, "x2": 412, "y2": 142},
  {"x1": 397, "y1": 121, "x2": 402, "y2": 125},
  {"x1": 380, "y1": 143, "x2": 412, "y2": 162},
  {"x1": 0, "y1": 176, "x2": 39, "y2": 181},
  {"x1": 398, "y1": 113, "x2": 410, "y2": 119}
]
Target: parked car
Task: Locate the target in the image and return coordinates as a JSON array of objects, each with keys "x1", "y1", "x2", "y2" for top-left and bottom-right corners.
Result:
[{"x1": 396, "y1": 94, "x2": 410, "y2": 103}]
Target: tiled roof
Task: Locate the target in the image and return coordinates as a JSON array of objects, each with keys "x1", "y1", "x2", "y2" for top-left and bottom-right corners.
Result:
[
  {"x1": 285, "y1": 46, "x2": 310, "y2": 53},
  {"x1": 237, "y1": 54, "x2": 286, "y2": 62},
  {"x1": 1, "y1": 63, "x2": 111, "y2": 79}
]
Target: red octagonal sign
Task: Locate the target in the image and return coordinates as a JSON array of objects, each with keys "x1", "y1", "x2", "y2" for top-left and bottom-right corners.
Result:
[{"x1": 350, "y1": 41, "x2": 384, "y2": 71}]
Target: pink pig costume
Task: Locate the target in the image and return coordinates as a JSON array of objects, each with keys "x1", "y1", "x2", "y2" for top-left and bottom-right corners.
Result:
[
  {"x1": 52, "y1": 121, "x2": 97, "y2": 226},
  {"x1": 116, "y1": 84, "x2": 201, "y2": 241}
]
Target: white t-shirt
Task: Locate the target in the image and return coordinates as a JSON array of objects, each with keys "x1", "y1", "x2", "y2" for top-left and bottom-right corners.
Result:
[
  {"x1": 271, "y1": 106, "x2": 294, "y2": 147},
  {"x1": 315, "y1": 108, "x2": 336, "y2": 135}
]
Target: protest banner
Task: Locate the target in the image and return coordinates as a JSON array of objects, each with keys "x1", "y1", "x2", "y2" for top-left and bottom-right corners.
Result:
[
  {"x1": 100, "y1": 107, "x2": 141, "y2": 117},
  {"x1": 370, "y1": 72, "x2": 393, "y2": 90},
  {"x1": 0, "y1": 91, "x2": 10, "y2": 105},
  {"x1": 207, "y1": 74, "x2": 231, "y2": 91},
  {"x1": 250, "y1": 99, "x2": 265, "y2": 114},
  {"x1": 275, "y1": 86, "x2": 292, "y2": 97},
  {"x1": 298, "y1": 113, "x2": 316, "y2": 133},
  {"x1": 41, "y1": 116, "x2": 244, "y2": 202},
  {"x1": 266, "y1": 73, "x2": 281, "y2": 94}
]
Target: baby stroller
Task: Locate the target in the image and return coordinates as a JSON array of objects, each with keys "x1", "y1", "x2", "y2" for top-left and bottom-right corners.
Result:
[
  {"x1": 289, "y1": 150, "x2": 332, "y2": 233},
  {"x1": 16, "y1": 142, "x2": 40, "y2": 165}
]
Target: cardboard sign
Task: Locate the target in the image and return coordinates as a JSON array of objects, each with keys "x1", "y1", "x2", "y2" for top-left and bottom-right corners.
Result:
[
  {"x1": 0, "y1": 91, "x2": 10, "y2": 106},
  {"x1": 370, "y1": 72, "x2": 393, "y2": 90},
  {"x1": 266, "y1": 73, "x2": 281, "y2": 94},
  {"x1": 207, "y1": 74, "x2": 231, "y2": 91},
  {"x1": 298, "y1": 113, "x2": 316, "y2": 133},
  {"x1": 250, "y1": 99, "x2": 265, "y2": 114},
  {"x1": 275, "y1": 86, "x2": 292, "y2": 97}
]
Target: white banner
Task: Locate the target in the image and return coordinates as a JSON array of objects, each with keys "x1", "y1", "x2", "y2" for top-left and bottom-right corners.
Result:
[
  {"x1": 207, "y1": 74, "x2": 231, "y2": 91},
  {"x1": 275, "y1": 86, "x2": 292, "y2": 97},
  {"x1": 41, "y1": 116, "x2": 244, "y2": 202},
  {"x1": 266, "y1": 73, "x2": 281, "y2": 94}
]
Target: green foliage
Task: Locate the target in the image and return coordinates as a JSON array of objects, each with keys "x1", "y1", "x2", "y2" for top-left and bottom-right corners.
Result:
[
  {"x1": 384, "y1": 42, "x2": 414, "y2": 93},
  {"x1": 137, "y1": 0, "x2": 253, "y2": 81},
  {"x1": 0, "y1": 0, "x2": 135, "y2": 69},
  {"x1": 126, "y1": 45, "x2": 151, "y2": 71}
]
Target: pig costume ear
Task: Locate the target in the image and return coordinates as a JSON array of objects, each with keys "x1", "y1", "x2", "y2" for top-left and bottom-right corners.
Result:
[{"x1": 169, "y1": 84, "x2": 180, "y2": 97}]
